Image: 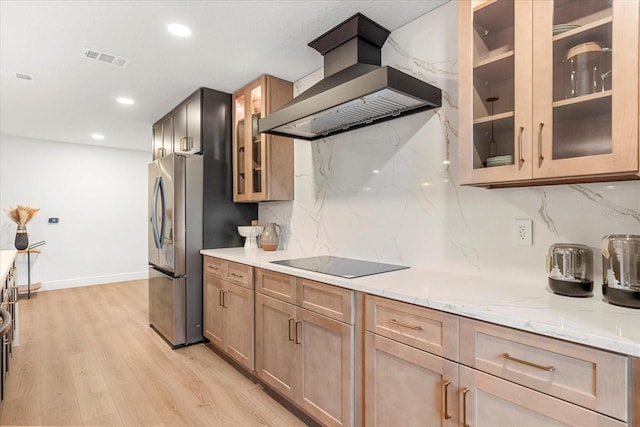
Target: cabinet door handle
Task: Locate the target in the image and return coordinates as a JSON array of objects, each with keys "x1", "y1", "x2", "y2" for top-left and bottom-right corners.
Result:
[
  {"x1": 218, "y1": 289, "x2": 224, "y2": 307},
  {"x1": 188, "y1": 137, "x2": 193, "y2": 151},
  {"x1": 462, "y1": 387, "x2": 470, "y2": 427},
  {"x1": 503, "y1": 353, "x2": 556, "y2": 372},
  {"x1": 518, "y1": 126, "x2": 525, "y2": 164},
  {"x1": 443, "y1": 380, "x2": 452, "y2": 420},
  {"x1": 288, "y1": 318, "x2": 295, "y2": 342},
  {"x1": 295, "y1": 320, "x2": 302, "y2": 344},
  {"x1": 537, "y1": 122, "x2": 545, "y2": 166},
  {"x1": 389, "y1": 318, "x2": 422, "y2": 331}
]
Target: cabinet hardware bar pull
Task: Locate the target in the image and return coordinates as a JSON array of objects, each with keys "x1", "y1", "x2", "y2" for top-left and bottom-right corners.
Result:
[
  {"x1": 295, "y1": 320, "x2": 302, "y2": 344},
  {"x1": 443, "y1": 380, "x2": 452, "y2": 420},
  {"x1": 389, "y1": 319, "x2": 422, "y2": 331},
  {"x1": 537, "y1": 122, "x2": 544, "y2": 166},
  {"x1": 288, "y1": 318, "x2": 295, "y2": 342},
  {"x1": 462, "y1": 387, "x2": 470, "y2": 427},
  {"x1": 518, "y1": 126, "x2": 525, "y2": 164},
  {"x1": 503, "y1": 353, "x2": 555, "y2": 372},
  {"x1": 218, "y1": 289, "x2": 224, "y2": 307},
  {"x1": 229, "y1": 273, "x2": 243, "y2": 279}
]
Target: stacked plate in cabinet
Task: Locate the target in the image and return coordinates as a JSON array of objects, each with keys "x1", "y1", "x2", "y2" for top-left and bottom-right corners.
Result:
[
  {"x1": 486, "y1": 155, "x2": 514, "y2": 167},
  {"x1": 552, "y1": 24, "x2": 580, "y2": 35}
]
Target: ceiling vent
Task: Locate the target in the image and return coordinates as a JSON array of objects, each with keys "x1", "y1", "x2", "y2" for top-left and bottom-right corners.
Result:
[
  {"x1": 15, "y1": 72, "x2": 34, "y2": 81},
  {"x1": 83, "y1": 47, "x2": 130, "y2": 68}
]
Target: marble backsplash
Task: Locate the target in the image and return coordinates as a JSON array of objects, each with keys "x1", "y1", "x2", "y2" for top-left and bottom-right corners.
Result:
[{"x1": 259, "y1": 2, "x2": 640, "y2": 287}]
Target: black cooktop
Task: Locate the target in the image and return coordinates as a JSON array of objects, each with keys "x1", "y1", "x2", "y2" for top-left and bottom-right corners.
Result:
[{"x1": 271, "y1": 255, "x2": 409, "y2": 279}]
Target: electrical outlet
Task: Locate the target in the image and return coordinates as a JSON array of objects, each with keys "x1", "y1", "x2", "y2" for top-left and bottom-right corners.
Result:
[{"x1": 514, "y1": 219, "x2": 532, "y2": 246}]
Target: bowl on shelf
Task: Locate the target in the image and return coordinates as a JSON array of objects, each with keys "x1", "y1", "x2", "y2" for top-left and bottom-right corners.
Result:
[{"x1": 237, "y1": 226, "x2": 263, "y2": 249}]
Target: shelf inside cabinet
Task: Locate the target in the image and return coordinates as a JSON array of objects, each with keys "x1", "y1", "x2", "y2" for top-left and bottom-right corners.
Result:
[
  {"x1": 473, "y1": 111, "x2": 514, "y2": 125},
  {"x1": 473, "y1": 1, "x2": 514, "y2": 33},
  {"x1": 472, "y1": 0, "x2": 514, "y2": 64},
  {"x1": 553, "y1": 16, "x2": 612, "y2": 42},
  {"x1": 553, "y1": 90, "x2": 611, "y2": 117},
  {"x1": 554, "y1": 1, "x2": 612, "y2": 29},
  {"x1": 474, "y1": 52, "x2": 514, "y2": 84}
]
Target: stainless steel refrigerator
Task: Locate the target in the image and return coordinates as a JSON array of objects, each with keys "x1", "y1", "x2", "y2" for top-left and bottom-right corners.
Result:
[{"x1": 148, "y1": 153, "x2": 203, "y2": 347}]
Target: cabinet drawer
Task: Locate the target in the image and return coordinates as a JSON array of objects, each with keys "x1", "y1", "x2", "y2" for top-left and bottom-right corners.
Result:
[
  {"x1": 298, "y1": 278, "x2": 354, "y2": 324},
  {"x1": 256, "y1": 268, "x2": 296, "y2": 303},
  {"x1": 459, "y1": 318, "x2": 629, "y2": 422},
  {"x1": 226, "y1": 261, "x2": 253, "y2": 289},
  {"x1": 365, "y1": 295, "x2": 458, "y2": 361},
  {"x1": 203, "y1": 256, "x2": 224, "y2": 278}
]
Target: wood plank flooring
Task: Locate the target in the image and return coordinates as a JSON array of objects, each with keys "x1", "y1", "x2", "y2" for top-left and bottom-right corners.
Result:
[{"x1": 0, "y1": 280, "x2": 307, "y2": 426}]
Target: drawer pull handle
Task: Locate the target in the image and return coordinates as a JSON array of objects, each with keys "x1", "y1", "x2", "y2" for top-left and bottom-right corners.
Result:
[
  {"x1": 229, "y1": 272, "x2": 244, "y2": 279},
  {"x1": 295, "y1": 320, "x2": 302, "y2": 344},
  {"x1": 443, "y1": 380, "x2": 451, "y2": 420},
  {"x1": 518, "y1": 126, "x2": 525, "y2": 165},
  {"x1": 462, "y1": 387, "x2": 469, "y2": 427},
  {"x1": 288, "y1": 318, "x2": 295, "y2": 342},
  {"x1": 537, "y1": 122, "x2": 545, "y2": 167},
  {"x1": 503, "y1": 353, "x2": 556, "y2": 372},
  {"x1": 390, "y1": 319, "x2": 422, "y2": 331},
  {"x1": 207, "y1": 265, "x2": 219, "y2": 271}
]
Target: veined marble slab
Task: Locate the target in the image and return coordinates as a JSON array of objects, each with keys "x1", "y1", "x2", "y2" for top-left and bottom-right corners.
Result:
[{"x1": 202, "y1": 247, "x2": 640, "y2": 357}]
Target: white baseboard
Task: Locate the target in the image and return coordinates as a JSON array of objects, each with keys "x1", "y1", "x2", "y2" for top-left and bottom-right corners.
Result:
[{"x1": 41, "y1": 271, "x2": 148, "y2": 291}]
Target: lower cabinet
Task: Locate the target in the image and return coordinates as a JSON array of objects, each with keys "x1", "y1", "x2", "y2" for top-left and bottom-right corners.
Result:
[
  {"x1": 203, "y1": 258, "x2": 254, "y2": 370},
  {"x1": 255, "y1": 269, "x2": 355, "y2": 427},
  {"x1": 202, "y1": 259, "x2": 637, "y2": 427},
  {"x1": 365, "y1": 332, "x2": 458, "y2": 426},
  {"x1": 458, "y1": 366, "x2": 625, "y2": 427}
]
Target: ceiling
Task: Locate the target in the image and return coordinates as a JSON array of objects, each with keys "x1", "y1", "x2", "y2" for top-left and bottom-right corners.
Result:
[{"x1": 0, "y1": 0, "x2": 447, "y2": 153}]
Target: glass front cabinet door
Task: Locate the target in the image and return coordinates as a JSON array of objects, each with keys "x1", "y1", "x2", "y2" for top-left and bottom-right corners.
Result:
[
  {"x1": 459, "y1": 0, "x2": 639, "y2": 187},
  {"x1": 232, "y1": 75, "x2": 294, "y2": 202}
]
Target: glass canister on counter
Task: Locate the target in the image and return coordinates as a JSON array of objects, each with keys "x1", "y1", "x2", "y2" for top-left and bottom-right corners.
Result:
[
  {"x1": 546, "y1": 243, "x2": 593, "y2": 297},
  {"x1": 602, "y1": 235, "x2": 640, "y2": 308},
  {"x1": 260, "y1": 223, "x2": 281, "y2": 251}
]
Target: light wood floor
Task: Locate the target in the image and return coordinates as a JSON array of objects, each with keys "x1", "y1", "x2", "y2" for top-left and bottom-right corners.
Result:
[{"x1": 0, "y1": 280, "x2": 307, "y2": 426}]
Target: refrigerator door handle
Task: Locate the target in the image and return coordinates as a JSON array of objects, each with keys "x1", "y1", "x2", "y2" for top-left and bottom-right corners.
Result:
[{"x1": 151, "y1": 176, "x2": 166, "y2": 249}]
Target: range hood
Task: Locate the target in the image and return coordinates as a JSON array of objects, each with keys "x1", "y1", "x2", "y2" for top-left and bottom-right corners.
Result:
[{"x1": 259, "y1": 13, "x2": 442, "y2": 140}]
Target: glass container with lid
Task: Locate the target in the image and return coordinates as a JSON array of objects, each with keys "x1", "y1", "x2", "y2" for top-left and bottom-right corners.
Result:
[
  {"x1": 546, "y1": 243, "x2": 593, "y2": 297},
  {"x1": 602, "y1": 235, "x2": 640, "y2": 308}
]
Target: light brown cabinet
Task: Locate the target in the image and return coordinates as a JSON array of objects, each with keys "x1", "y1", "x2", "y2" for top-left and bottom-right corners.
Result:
[
  {"x1": 255, "y1": 268, "x2": 354, "y2": 427},
  {"x1": 364, "y1": 295, "x2": 459, "y2": 426},
  {"x1": 232, "y1": 75, "x2": 294, "y2": 202},
  {"x1": 365, "y1": 332, "x2": 458, "y2": 426},
  {"x1": 459, "y1": 317, "x2": 630, "y2": 424},
  {"x1": 203, "y1": 257, "x2": 254, "y2": 370},
  {"x1": 458, "y1": 0, "x2": 639, "y2": 187},
  {"x1": 458, "y1": 365, "x2": 625, "y2": 427}
]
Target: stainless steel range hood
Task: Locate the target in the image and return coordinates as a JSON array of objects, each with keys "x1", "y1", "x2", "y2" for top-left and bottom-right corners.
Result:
[{"x1": 259, "y1": 13, "x2": 442, "y2": 140}]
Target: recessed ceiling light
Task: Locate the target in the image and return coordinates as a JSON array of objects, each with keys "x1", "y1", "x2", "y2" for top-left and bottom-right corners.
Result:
[
  {"x1": 117, "y1": 97, "x2": 134, "y2": 105},
  {"x1": 167, "y1": 23, "x2": 192, "y2": 37},
  {"x1": 91, "y1": 133, "x2": 105, "y2": 140}
]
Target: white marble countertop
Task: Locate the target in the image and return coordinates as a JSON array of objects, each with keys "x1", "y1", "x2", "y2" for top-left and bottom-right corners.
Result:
[
  {"x1": 201, "y1": 247, "x2": 640, "y2": 357},
  {"x1": 0, "y1": 250, "x2": 17, "y2": 284}
]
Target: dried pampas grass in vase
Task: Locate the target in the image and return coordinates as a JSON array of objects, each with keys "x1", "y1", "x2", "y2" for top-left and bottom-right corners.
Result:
[{"x1": 3, "y1": 205, "x2": 39, "y2": 250}]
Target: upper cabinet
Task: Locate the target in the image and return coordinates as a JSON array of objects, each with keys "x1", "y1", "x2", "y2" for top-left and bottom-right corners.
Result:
[
  {"x1": 152, "y1": 91, "x2": 202, "y2": 159},
  {"x1": 152, "y1": 114, "x2": 173, "y2": 159},
  {"x1": 233, "y1": 75, "x2": 294, "y2": 202},
  {"x1": 458, "y1": 0, "x2": 639, "y2": 187},
  {"x1": 172, "y1": 92, "x2": 202, "y2": 155}
]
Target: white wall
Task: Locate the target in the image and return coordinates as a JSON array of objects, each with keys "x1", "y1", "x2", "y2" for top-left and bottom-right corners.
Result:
[
  {"x1": 259, "y1": 2, "x2": 640, "y2": 287},
  {"x1": 0, "y1": 135, "x2": 149, "y2": 290}
]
